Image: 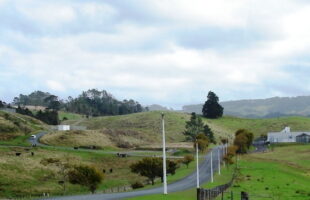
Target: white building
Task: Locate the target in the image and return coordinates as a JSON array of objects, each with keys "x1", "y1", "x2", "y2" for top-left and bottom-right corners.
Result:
[
  {"x1": 267, "y1": 127, "x2": 310, "y2": 143},
  {"x1": 57, "y1": 125, "x2": 70, "y2": 131}
]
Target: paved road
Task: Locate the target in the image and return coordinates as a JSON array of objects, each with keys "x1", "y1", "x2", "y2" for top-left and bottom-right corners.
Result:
[{"x1": 45, "y1": 147, "x2": 223, "y2": 200}]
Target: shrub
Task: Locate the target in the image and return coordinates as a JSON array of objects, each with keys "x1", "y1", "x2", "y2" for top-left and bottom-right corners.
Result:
[
  {"x1": 182, "y1": 154, "x2": 194, "y2": 168},
  {"x1": 131, "y1": 181, "x2": 144, "y2": 189},
  {"x1": 68, "y1": 165, "x2": 103, "y2": 194}
]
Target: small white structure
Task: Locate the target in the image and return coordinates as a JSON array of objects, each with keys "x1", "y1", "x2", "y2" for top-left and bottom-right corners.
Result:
[
  {"x1": 267, "y1": 126, "x2": 310, "y2": 143},
  {"x1": 57, "y1": 125, "x2": 70, "y2": 131}
]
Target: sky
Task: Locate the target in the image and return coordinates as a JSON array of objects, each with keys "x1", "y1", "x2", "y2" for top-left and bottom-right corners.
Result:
[{"x1": 1, "y1": 0, "x2": 310, "y2": 109}]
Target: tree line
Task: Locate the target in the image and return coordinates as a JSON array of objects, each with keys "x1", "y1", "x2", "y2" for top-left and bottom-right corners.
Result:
[
  {"x1": 16, "y1": 106, "x2": 59, "y2": 125},
  {"x1": 12, "y1": 89, "x2": 146, "y2": 117},
  {"x1": 64, "y1": 89, "x2": 145, "y2": 116}
]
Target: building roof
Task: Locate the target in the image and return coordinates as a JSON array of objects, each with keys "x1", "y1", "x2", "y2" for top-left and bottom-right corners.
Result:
[
  {"x1": 296, "y1": 133, "x2": 310, "y2": 137},
  {"x1": 267, "y1": 132, "x2": 310, "y2": 136}
]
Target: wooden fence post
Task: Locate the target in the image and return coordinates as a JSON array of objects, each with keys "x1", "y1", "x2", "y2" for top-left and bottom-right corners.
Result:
[{"x1": 197, "y1": 188, "x2": 200, "y2": 200}]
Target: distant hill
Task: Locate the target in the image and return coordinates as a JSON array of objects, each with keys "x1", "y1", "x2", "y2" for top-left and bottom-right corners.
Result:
[
  {"x1": 183, "y1": 96, "x2": 310, "y2": 118},
  {"x1": 147, "y1": 104, "x2": 171, "y2": 111}
]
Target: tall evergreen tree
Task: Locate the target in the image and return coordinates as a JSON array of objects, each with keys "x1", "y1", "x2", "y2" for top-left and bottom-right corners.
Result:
[
  {"x1": 183, "y1": 112, "x2": 204, "y2": 141},
  {"x1": 203, "y1": 124, "x2": 216, "y2": 144},
  {"x1": 202, "y1": 91, "x2": 224, "y2": 119},
  {"x1": 0, "y1": 100, "x2": 4, "y2": 108}
]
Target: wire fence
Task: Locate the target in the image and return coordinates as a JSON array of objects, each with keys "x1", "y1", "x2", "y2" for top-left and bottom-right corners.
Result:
[{"x1": 197, "y1": 171, "x2": 236, "y2": 200}]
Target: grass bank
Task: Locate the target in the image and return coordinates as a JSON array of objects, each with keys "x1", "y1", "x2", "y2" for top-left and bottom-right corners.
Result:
[{"x1": 218, "y1": 144, "x2": 310, "y2": 200}]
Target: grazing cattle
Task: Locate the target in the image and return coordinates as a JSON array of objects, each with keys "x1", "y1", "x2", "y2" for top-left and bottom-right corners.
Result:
[
  {"x1": 117, "y1": 153, "x2": 128, "y2": 158},
  {"x1": 74, "y1": 147, "x2": 79, "y2": 150},
  {"x1": 31, "y1": 152, "x2": 34, "y2": 156},
  {"x1": 15, "y1": 152, "x2": 21, "y2": 156}
]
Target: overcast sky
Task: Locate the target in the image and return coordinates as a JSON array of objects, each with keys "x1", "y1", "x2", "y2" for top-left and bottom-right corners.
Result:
[{"x1": 1, "y1": 0, "x2": 310, "y2": 109}]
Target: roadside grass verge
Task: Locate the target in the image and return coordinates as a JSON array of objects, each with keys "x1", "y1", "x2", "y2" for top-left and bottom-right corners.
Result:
[
  {"x1": 126, "y1": 161, "x2": 235, "y2": 200},
  {"x1": 0, "y1": 134, "x2": 33, "y2": 146}
]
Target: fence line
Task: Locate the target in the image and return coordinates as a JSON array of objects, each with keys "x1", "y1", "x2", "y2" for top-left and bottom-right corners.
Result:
[{"x1": 197, "y1": 171, "x2": 236, "y2": 200}]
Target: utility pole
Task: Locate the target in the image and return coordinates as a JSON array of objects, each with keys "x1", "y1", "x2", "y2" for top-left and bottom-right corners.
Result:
[
  {"x1": 226, "y1": 142, "x2": 228, "y2": 155},
  {"x1": 210, "y1": 150, "x2": 214, "y2": 183},
  {"x1": 218, "y1": 147, "x2": 221, "y2": 175},
  {"x1": 196, "y1": 140, "x2": 200, "y2": 188},
  {"x1": 161, "y1": 113, "x2": 167, "y2": 194},
  {"x1": 223, "y1": 145, "x2": 226, "y2": 168}
]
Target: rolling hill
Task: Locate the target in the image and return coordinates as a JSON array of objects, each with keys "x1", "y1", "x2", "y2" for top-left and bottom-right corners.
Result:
[
  {"x1": 50, "y1": 111, "x2": 190, "y2": 148},
  {"x1": 0, "y1": 110, "x2": 46, "y2": 141},
  {"x1": 41, "y1": 111, "x2": 310, "y2": 148},
  {"x1": 183, "y1": 96, "x2": 310, "y2": 118}
]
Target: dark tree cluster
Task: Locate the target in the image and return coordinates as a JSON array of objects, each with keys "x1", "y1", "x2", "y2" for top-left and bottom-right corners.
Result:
[
  {"x1": 12, "y1": 89, "x2": 145, "y2": 117},
  {"x1": 68, "y1": 165, "x2": 103, "y2": 194},
  {"x1": 130, "y1": 157, "x2": 179, "y2": 185},
  {"x1": 16, "y1": 106, "x2": 59, "y2": 125},
  {"x1": 202, "y1": 91, "x2": 224, "y2": 119},
  {"x1": 0, "y1": 100, "x2": 5, "y2": 108},
  {"x1": 233, "y1": 129, "x2": 254, "y2": 154},
  {"x1": 13, "y1": 91, "x2": 52, "y2": 107},
  {"x1": 64, "y1": 89, "x2": 145, "y2": 116}
]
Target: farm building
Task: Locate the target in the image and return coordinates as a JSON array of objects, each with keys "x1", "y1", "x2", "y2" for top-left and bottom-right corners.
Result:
[
  {"x1": 50, "y1": 125, "x2": 87, "y2": 131},
  {"x1": 296, "y1": 133, "x2": 310, "y2": 143},
  {"x1": 267, "y1": 127, "x2": 310, "y2": 143},
  {"x1": 57, "y1": 125, "x2": 70, "y2": 131}
]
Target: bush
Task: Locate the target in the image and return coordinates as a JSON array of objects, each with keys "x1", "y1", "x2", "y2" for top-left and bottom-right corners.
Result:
[
  {"x1": 131, "y1": 181, "x2": 144, "y2": 189},
  {"x1": 68, "y1": 165, "x2": 103, "y2": 194},
  {"x1": 182, "y1": 154, "x2": 194, "y2": 168}
]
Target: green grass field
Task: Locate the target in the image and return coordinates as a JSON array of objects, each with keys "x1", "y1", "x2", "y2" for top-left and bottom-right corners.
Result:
[
  {"x1": 218, "y1": 144, "x2": 310, "y2": 200},
  {"x1": 59, "y1": 111, "x2": 83, "y2": 121}
]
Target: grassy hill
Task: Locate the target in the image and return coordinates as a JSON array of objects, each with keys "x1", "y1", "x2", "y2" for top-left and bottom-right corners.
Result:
[
  {"x1": 49, "y1": 111, "x2": 310, "y2": 148},
  {"x1": 63, "y1": 111, "x2": 190, "y2": 143},
  {"x1": 0, "y1": 111, "x2": 46, "y2": 142},
  {"x1": 204, "y1": 116, "x2": 310, "y2": 141}
]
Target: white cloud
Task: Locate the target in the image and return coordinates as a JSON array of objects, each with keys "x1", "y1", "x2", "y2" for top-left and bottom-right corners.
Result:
[
  {"x1": 46, "y1": 80, "x2": 65, "y2": 92},
  {"x1": 17, "y1": 2, "x2": 76, "y2": 27},
  {"x1": 1, "y1": 0, "x2": 310, "y2": 107}
]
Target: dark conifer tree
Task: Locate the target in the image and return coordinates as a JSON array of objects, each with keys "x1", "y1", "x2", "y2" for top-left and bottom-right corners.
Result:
[{"x1": 202, "y1": 91, "x2": 224, "y2": 119}]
